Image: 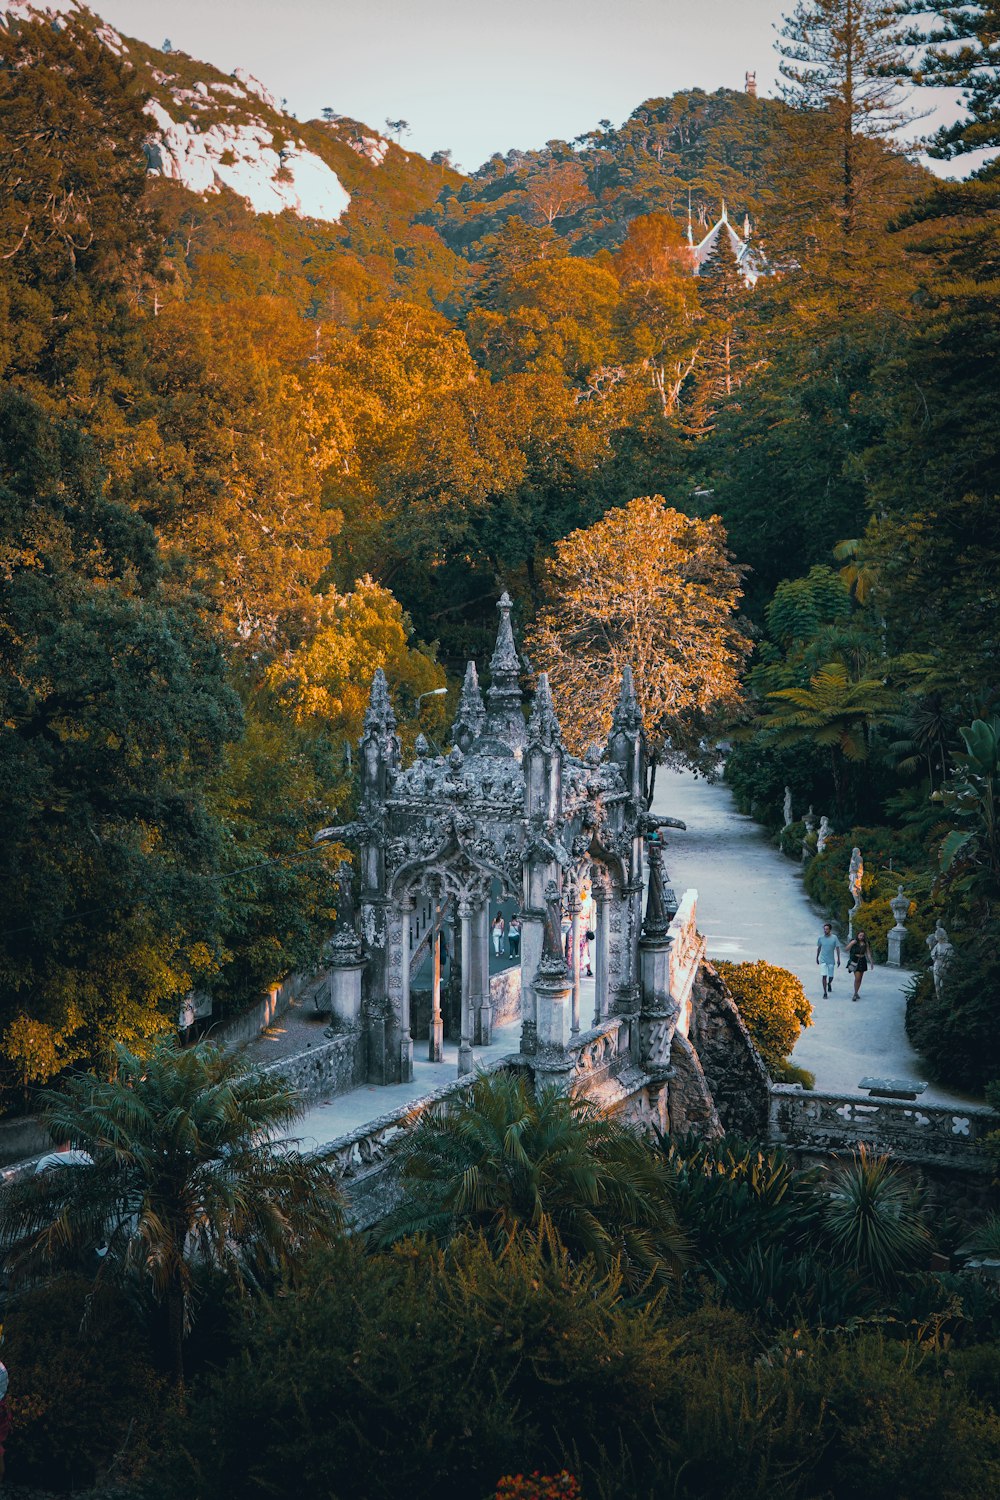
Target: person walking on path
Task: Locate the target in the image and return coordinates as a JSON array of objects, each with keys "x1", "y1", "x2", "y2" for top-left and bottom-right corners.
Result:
[
  {"x1": 492, "y1": 913, "x2": 506, "y2": 959},
  {"x1": 846, "y1": 930, "x2": 874, "y2": 1000},
  {"x1": 507, "y1": 915, "x2": 521, "y2": 960},
  {"x1": 816, "y1": 922, "x2": 841, "y2": 997}
]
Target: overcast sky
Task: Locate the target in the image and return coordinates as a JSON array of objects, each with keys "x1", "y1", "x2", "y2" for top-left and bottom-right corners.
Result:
[
  {"x1": 92, "y1": 0, "x2": 973, "y2": 175},
  {"x1": 96, "y1": 0, "x2": 794, "y2": 171}
]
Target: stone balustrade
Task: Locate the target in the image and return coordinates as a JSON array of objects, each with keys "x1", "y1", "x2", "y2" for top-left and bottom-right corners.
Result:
[
  {"x1": 568, "y1": 1018, "x2": 626, "y2": 1083},
  {"x1": 768, "y1": 1084, "x2": 999, "y2": 1171}
]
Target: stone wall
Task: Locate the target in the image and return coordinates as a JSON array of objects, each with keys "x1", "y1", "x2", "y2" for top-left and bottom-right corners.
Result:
[
  {"x1": 207, "y1": 967, "x2": 326, "y2": 1051},
  {"x1": 262, "y1": 1027, "x2": 366, "y2": 1103},
  {"x1": 327, "y1": 1071, "x2": 486, "y2": 1231},
  {"x1": 0, "y1": 1114, "x2": 52, "y2": 1171},
  {"x1": 687, "y1": 961, "x2": 772, "y2": 1138},
  {"x1": 490, "y1": 965, "x2": 522, "y2": 1028}
]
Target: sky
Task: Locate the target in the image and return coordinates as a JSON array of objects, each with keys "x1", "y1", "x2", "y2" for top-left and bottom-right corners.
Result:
[{"x1": 95, "y1": 0, "x2": 794, "y2": 171}]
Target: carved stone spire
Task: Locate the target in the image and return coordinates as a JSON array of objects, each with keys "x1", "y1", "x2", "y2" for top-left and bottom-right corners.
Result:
[
  {"x1": 526, "y1": 672, "x2": 561, "y2": 750},
  {"x1": 364, "y1": 668, "x2": 394, "y2": 734},
  {"x1": 642, "y1": 838, "x2": 670, "y2": 942},
  {"x1": 482, "y1": 591, "x2": 526, "y2": 754},
  {"x1": 611, "y1": 664, "x2": 642, "y2": 736},
  {"x1": 359, "y1": 667, "x2": 401, "y2": 803},
  {"x1": 608, "y1": 663, "x2": 646, "y2": 801},
  {"x1": 451, "y1": 660, "x2": 485, "y2": 754}
]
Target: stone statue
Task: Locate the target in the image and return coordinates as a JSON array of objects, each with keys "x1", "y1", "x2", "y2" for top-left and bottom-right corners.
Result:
[
  {"x1": 847, "y1": 846, "x2": 863, "y2": 937},
  {"x1": 804, "y1": 805, "x2": 816, "y2": 833},
  {"x1": 887, "y1": 885, "x2": 910, "y2": 967},
  {"x1": 927, "y1": 923, "x2": 954, "y2": 998},
  {"x1": 783, "y1": 786, "x2": 793, "y2": 828},
  {"x1": 817, "y1": 815, "x2": 831, "y2": 854}
]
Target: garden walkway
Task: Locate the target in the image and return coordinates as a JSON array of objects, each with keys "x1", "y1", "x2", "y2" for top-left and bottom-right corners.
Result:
[{"x1": 650, "y1": 767, "x2": 978, "y2": 1108}]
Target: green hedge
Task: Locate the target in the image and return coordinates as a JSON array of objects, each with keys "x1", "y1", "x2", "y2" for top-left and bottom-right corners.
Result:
[
  {"x1": 905, "y1": 928, "x2": 1000, "y2": 1093},
  {"x1": 147, "y1": 1232, "x2": 1000, "y2": 1500}
]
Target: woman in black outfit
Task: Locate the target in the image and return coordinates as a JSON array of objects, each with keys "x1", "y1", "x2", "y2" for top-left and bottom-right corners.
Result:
[{"x1": 847, "y1": 929, "x2": 873, "y2": 1000}]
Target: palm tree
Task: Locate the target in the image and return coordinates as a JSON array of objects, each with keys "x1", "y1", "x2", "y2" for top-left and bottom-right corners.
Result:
[
  {"x1": 381, "y1": 1069, "x2": 686, "y2": 1290},
  {"x1": 0, "y1": 1039, "x2": 343, "y2": 1383}
]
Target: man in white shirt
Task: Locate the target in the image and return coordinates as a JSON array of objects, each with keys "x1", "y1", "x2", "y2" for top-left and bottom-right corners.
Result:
[{"x1": 816, "y1": 923, "x2": 841, "y2": 997}]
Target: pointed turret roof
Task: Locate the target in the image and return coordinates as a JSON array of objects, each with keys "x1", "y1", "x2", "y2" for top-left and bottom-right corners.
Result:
[
  {"x1": 526, "y1": 671, "x2": 561, "y2": 751},
  {"x1": 482, "y1": 591, "x2": 526, "y2": 754},
  {"x1": 692, "y1": 209, "x2": 765, "y2": 286},
  {"x1": 611, "y1": 664, "x2": 643, "y2": 736},
  {"x1": 451, "y1": 660, "x2": 485, "y2": 753}
]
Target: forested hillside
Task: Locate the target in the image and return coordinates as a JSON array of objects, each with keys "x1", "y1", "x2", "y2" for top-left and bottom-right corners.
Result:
[{"x1": 0, "y1": 0, "x2": 998, "y2": 1099}]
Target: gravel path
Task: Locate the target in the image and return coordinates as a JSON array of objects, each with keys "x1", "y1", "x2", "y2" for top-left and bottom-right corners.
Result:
[{"x1": 651, "y1": 766, "x2": 978, "y2": 1107}]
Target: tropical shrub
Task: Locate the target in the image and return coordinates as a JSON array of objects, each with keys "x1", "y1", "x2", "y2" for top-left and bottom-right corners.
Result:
[
  {"x1": 714, "y1": 959, "x2": 812, "y2": 1071},
  {"x1": 821, "y1": 1146, "x2": 931, "y2": 1287},
  {"x1": 150, "y1": 1239, "x2": 1000, "y2": 1500},
  {"x1": 905, "y1": 927, "x2": 1000, "y2": 1092},
  {"x1": 149, "y1": 1227, "x2": 680, "y2": 1500},
  {"x1": 380, "y1": 1069, "x2": 685, "y2": 1288},
  {"x1": 0, "y1": 1039, "x2": 344, "y2": 1382},
  {"x1": 2, "y1": 1277, "x2": 168, "y2": 1492}
]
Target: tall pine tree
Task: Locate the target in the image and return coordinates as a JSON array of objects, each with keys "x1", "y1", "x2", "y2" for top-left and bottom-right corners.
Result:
[{"x1": 778, "y1": 0, "x2": 913, "y2": 233}]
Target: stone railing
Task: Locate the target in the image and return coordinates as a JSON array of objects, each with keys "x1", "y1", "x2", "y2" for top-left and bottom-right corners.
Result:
[
  {"x1": 669, "y1": 890, "x2": 706, "y2": 1037},
  {"x1": 568, "y1": 1018, "x2": 627, "y2": 1085},
  {"x1": 325, "y1": 1068, "x2": 504, "y2": 1229},
  {"x1": 768, "y1": 1084, "x2": 999, "y2": 1171},
  {"x1": 490, "y1": 964, "x2": 522, "y2": 1028}
]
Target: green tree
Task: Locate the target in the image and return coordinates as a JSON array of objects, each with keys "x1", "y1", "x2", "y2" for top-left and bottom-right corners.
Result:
[
  {"x1": 0, "y1": 1039, "x2": 343, "y2": 1384},
  {"x1": 382, "y1": 1070, "x2": 686, "y2": 1289},
  {"x1": 777, "y1": 0, "x2": 913, "y2": 234},
  {"x1": 822, "y1": 1145, "x2": 931, "y2": 1284},
  {"x1": 760, "y1": 661, "x2": 898, "y2": 812},
  {"x1": 0, "y1": 12, "x2": 158, "y2": 426},
  {"x1": 901, "y1": 2, "x2": 1000, "y2": 159},
  {"x1": 0, "y1": 388, "x2": 242, "y2": 1084}
]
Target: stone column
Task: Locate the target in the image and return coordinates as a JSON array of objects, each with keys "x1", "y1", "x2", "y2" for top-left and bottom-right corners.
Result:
[
  {"x1": 428, "y1": 896, "x2": 444, "y2": 1062},
  {"x1": 568, "y1": 887, "x2": 582, "y2": 1035},
  {"x1": 473, "y1": 898, "x2": 492, "y2": 1046},
  {"x1": 328, "y1": 953, "x2": 364, "y2": 1030},
  {"x1": 593, "y1": 875, "x2": 610, "y2": 1025},
  {"x1": 519, "y1": 859, "x2": 548, "y2": 1055},
  {"x1": 887, "y1": 885, "x2": 910, "y2": 968},
  {"x1": 638, "y1": 839, "x2": 677, "y2": 1079},
  {"x1": 398, "y1": 895, "x2": 414, "y2": 1082},
  {"x1": 458, "y1": 897, "x2": 475, "y2": 1076}
]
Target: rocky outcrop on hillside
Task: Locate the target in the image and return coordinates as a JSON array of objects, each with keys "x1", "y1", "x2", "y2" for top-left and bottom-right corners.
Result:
[{"x1": 0, "y1": 0, "x2": 353, "y2": 222}]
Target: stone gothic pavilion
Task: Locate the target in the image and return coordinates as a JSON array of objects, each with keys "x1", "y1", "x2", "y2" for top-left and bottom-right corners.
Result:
[{"x1": 327, "y1": 592, "x2": 696, "y2": 1102}]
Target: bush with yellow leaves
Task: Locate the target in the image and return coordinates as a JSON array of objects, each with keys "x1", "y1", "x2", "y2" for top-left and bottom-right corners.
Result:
[{"x1": 714, "y1": 959, "x2": 813, "y2": 1072}]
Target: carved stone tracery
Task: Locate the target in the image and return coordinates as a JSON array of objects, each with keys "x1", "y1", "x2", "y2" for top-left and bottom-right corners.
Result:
[{"x1": 345, "y1": 594, "x2": 687, "y2": 1089}]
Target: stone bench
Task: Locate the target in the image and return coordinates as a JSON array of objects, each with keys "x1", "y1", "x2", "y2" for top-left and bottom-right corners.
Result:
[{"x1": 858, "y1": 1076, "x2": 928, "y2": 1102}]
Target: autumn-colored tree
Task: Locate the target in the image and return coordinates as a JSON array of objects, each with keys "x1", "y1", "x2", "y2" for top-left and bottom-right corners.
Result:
[
  {"x1": 264, "y1": 577, "x2": 445, "y2": 746},
  {"x1": 526, "y1": 496, "x2": 749, "y2": 772},
  {"x1": 611, "y1": 214, "x2": 700, "y2": 418},
  {"x1": 522, "y1": 160, "x2": 593, "y2": 226}
]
